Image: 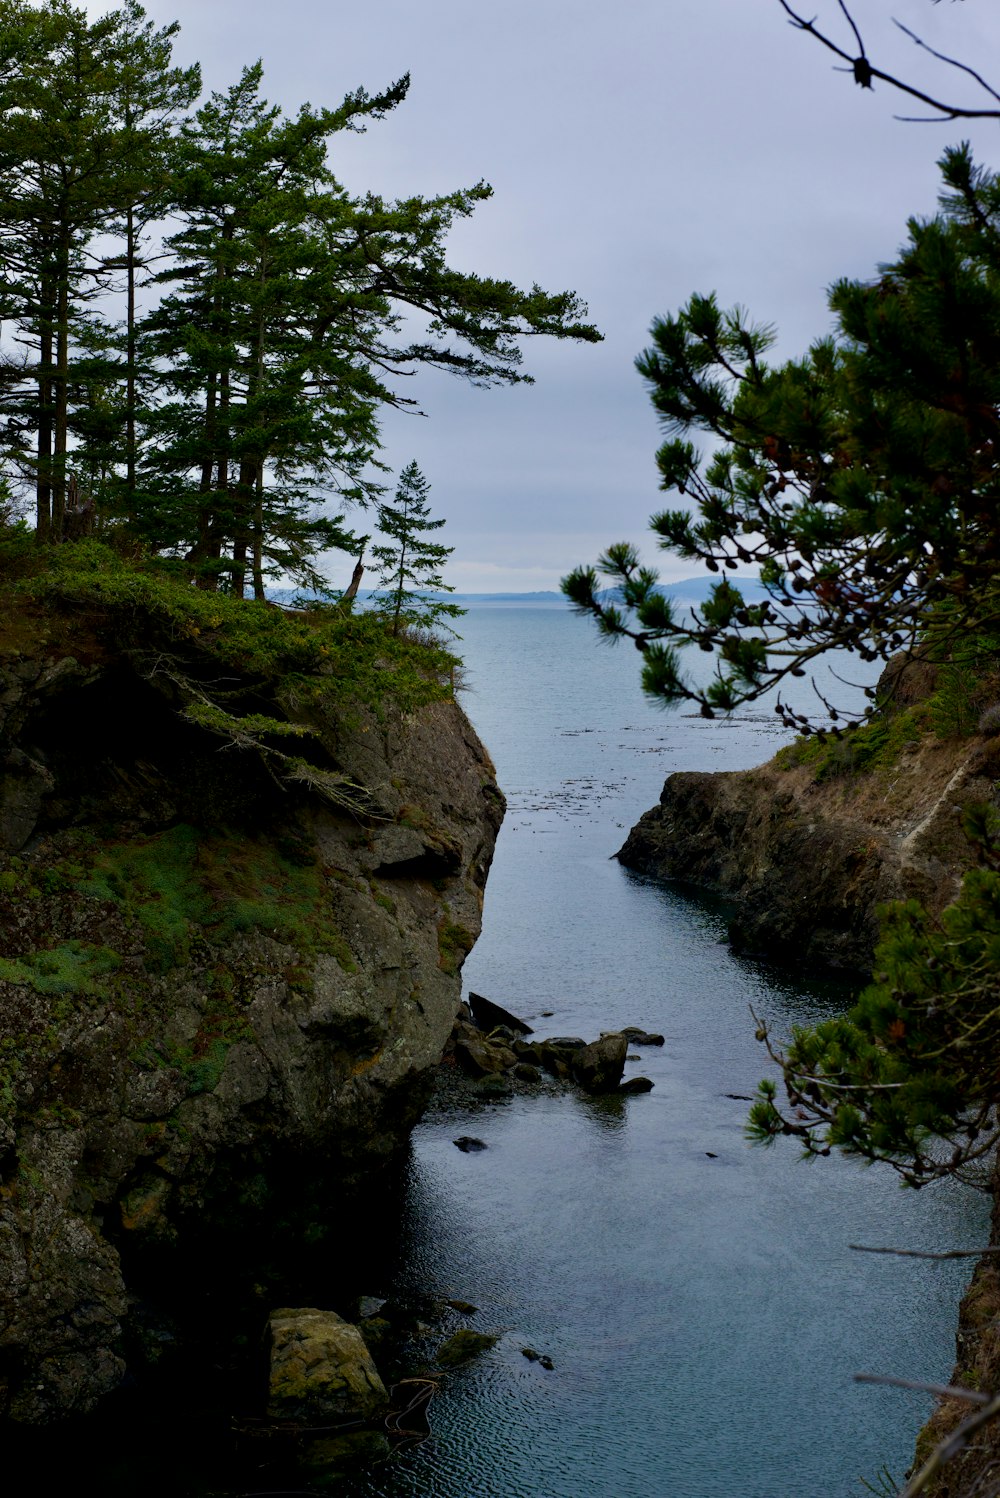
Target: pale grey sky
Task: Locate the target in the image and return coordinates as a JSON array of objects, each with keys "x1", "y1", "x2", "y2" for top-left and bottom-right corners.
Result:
[{"x1": 92, "y1": 0, "x2": 1000, "y2": 589}]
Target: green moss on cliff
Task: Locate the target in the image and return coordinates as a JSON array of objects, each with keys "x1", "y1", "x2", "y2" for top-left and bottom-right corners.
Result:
[
  {"x1": 4, "y1": 539, "x2": 458, "y2": 717},
  {"x1": 775, "y1": 701, "x2": 930, "y2": 781}
]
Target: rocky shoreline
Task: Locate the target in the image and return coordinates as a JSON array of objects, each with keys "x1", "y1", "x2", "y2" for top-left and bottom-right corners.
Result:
[
  {"x1": 612, "y1": 664, "x2": 1000, "y2": 1496},
  {"x1": 617, "y1": 724, "x2": 1000, "y2": 975}
]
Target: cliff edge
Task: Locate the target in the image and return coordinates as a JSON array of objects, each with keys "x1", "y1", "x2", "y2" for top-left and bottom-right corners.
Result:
[{"x1": 618, "y1": 699, "x2": 1000, "y2": 974}]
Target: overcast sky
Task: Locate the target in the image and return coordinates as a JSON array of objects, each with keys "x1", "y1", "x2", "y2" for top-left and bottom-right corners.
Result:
[{"x1": 90, "y1": 0, "x2": 1000, "y2": 590}]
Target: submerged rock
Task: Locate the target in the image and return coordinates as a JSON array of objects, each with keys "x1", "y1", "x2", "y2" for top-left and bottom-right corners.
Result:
[
  {"x1": 267, "y1": 1308, "x2": 388, "y2": 1423},
  {"x1": 435, "y1": 1329, "x2": 499, "y2": 1368}
]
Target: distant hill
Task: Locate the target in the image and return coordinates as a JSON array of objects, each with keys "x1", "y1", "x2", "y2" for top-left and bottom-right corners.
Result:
[{"x1": 269, "y1": 577, "x2": 769, "y2": 608}]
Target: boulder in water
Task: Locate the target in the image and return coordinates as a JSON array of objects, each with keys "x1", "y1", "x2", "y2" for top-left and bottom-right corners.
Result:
[
  {"x1": 571, "y1": 1033, "x2": 628, "y2": 1094},
  {"x1": 621, "y1": 1027, "x2": 665, "y2": 1046},
  {"x1": 267, "y1": 1307, "x2": 388, "y2": 1423},
  {"x1": 467, "y1": 992, "x2": 534, "y2": 1035}
]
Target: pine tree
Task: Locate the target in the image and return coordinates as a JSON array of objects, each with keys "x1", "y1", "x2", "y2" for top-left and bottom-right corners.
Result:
[
  {"x1": 370, "y1": 461, "x2": 462, "y2": 636},
  {"x1": 562, "y1": 145, "x2": 1000, "y2": 731},
  {"x1": 0, "y1": 7, "x2": 601, "y2": 577},
  {"x1": 138, "y1": 65, "x2": 600, "y2": 595}
]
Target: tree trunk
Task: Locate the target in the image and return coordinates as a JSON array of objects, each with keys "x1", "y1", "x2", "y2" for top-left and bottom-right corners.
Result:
[
  {"x1": 52, "y1": 229, "x2": 71, "y2": 542},
  {"x1": 35, "y1": 299, "x2": 53, "y2": 544},
  {"x1": 126, "y1": 204, "x2": 136, "y2": 499}
]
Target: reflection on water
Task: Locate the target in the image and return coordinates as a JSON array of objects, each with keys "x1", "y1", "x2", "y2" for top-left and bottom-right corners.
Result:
[{"x1": 345, "y1": 608, "x2": 989, "y2": 1498}]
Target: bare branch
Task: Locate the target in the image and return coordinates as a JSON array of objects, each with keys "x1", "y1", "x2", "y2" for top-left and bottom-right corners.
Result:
[
  {"x1": 892, "y1": 19, "x2": 1000, "y2": 109},
  {"x1": 854, "y1": 1372, "x2": 992, "y2": 1407},
  {"x1": 777, "y1": 0, "x2": 1000, "y2": 121}
]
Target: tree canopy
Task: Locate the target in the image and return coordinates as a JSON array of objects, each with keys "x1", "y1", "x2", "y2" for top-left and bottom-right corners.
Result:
[
  {"x1": 563, "y1": 144, "x2": 1000, "y2": 731},
  {"x1": 0, "y1": 0, "x2": 601, "y2": 593}
]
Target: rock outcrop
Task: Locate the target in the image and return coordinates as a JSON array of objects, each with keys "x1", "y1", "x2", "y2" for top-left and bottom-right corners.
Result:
[
  {"x1": 0, "y1": 625, "x2": 502, "y2": 1422},
  {"x1": 618, "y1": 730, "x2": 1000, "y2": 973}
]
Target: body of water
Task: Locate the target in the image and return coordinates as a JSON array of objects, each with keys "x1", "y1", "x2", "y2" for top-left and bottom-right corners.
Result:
[{"x1": 348, "y1": 604, "x2": 988, "y2": 1498}]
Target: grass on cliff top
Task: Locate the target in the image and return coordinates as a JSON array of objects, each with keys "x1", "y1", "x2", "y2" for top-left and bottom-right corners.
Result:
[
  {"x1": 0, "y1": 529, "x2": 458, "y2": 715},
  {"x1": 777, "y1": 652, "x2": 1000, "y2": 783}
]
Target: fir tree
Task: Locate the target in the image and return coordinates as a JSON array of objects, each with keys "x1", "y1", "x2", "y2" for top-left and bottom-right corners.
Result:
[{"x1": 370, "y1": 461, "x2": 462, "y2": 636}]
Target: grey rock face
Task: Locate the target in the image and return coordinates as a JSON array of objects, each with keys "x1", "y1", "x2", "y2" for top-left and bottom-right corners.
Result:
[
  {"x1": 618, "y1": 736, "x2": 1000, "y2": 974},
  {"x1": 0, "y1": 649, "x2": 503, "y2": 1422},
  {"x1": 571, "y1": 1033, "x2": 628, "y2": 1093}
]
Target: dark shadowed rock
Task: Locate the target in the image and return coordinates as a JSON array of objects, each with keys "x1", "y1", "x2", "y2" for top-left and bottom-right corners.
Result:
[
  {"x1": 467, "y1": 992, "x2": 533, "y2": 1035},
  {"x1": 621, "y1": 1027, "x2": 665, "y2": 1046},
  {"x1": 571, "y1": 1033, "x2": 627, "y2": 1094},
  {"x1": 620, "y1": 1076, "x2": 655, "y2": 1095},
  {"x1": 453, "y1": 1136, "x2": 487, "y2": 1152},
  {"x1": 0, "y1": 626, "x2": 504, "y2": 1422}
]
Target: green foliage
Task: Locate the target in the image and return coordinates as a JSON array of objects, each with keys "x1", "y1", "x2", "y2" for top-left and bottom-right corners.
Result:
[
  {"x1": 437, "y1": 914, "x2": 475, "y2": 975},
  {"x1": 19, "y1": 539, "x2": 459, "y2": 714},
  {"x1": 748, "y1": 808, "x2": 1000, "y2": 1188},
  {"x1": 776, "y1": 703, "x2": 928, "y2": 781},
  {"x1": 81, "y1": 822, "x2": 350, "y2": 974},
  {"x1": 0, "y1": 5, "x2": 599, "y2": 586},
  {"x1": 370, "y1": 460, "x2": 464, "y2": 637},
  {"x1": 563, "y1": 146, "x2": 1000, "y2": 730},
  {"x1": 0, "y1": 941, "x2": 122, "y2": 996}
]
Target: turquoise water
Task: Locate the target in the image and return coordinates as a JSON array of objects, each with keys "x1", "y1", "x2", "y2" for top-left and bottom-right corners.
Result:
[{"x1": 349, "y1": 606, "x2": 989, "y2": 1498}]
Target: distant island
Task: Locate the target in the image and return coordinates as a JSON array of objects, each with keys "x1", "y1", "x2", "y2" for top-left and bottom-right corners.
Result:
[{"x1": 274, "y1": 576, "x2": 774, "y2": 608}]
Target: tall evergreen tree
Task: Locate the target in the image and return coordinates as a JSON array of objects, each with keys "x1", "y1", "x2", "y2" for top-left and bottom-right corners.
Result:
[
  {"x1": 139, "y1": 66, "x2": 599, "y2": 594},
  {"x1": 0, "y1": 0, "x2": 197, "y2": 539},
  {"x1": 370, "y1": 460, "x2": 462, "y2": 635},
  {"x1": 0, "y1": 7, "x2": 601, "y2": 577}
]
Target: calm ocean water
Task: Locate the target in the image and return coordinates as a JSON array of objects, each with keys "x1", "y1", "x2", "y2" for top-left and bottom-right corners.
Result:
[{"x1": 348, "y1": 604, "x2": 989, "y2": 1498}]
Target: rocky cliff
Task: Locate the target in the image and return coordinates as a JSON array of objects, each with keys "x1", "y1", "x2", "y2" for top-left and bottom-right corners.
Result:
[
  {"x1": 0, "y1": 572, "x2": 502, "y2": 1423},
  {"x1": 618, "y1": 719, "x2": 1000, "y2": 974}
]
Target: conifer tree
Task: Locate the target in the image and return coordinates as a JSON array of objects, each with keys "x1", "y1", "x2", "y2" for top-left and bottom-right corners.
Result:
[
  {"x1": 0, "y1": 0, "x2": 196, "y2": 540},
  {"x1": 138, "y1": 65, "x2": 599, "y2": 594},
  {"x1": 563, "y1": 145, "x2": 1000, "y2": 731},
  {"x1": 0, "y1": 5, "x2": 601, "y2": 579},
  {"x1": 370, "y1": 460, "x2": 462, "y2": 635}
]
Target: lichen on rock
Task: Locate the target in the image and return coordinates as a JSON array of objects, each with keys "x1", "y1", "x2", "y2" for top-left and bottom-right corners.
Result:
[{"x1": 267, "y1": 1307, "x2": 388, "y2": 1423}]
